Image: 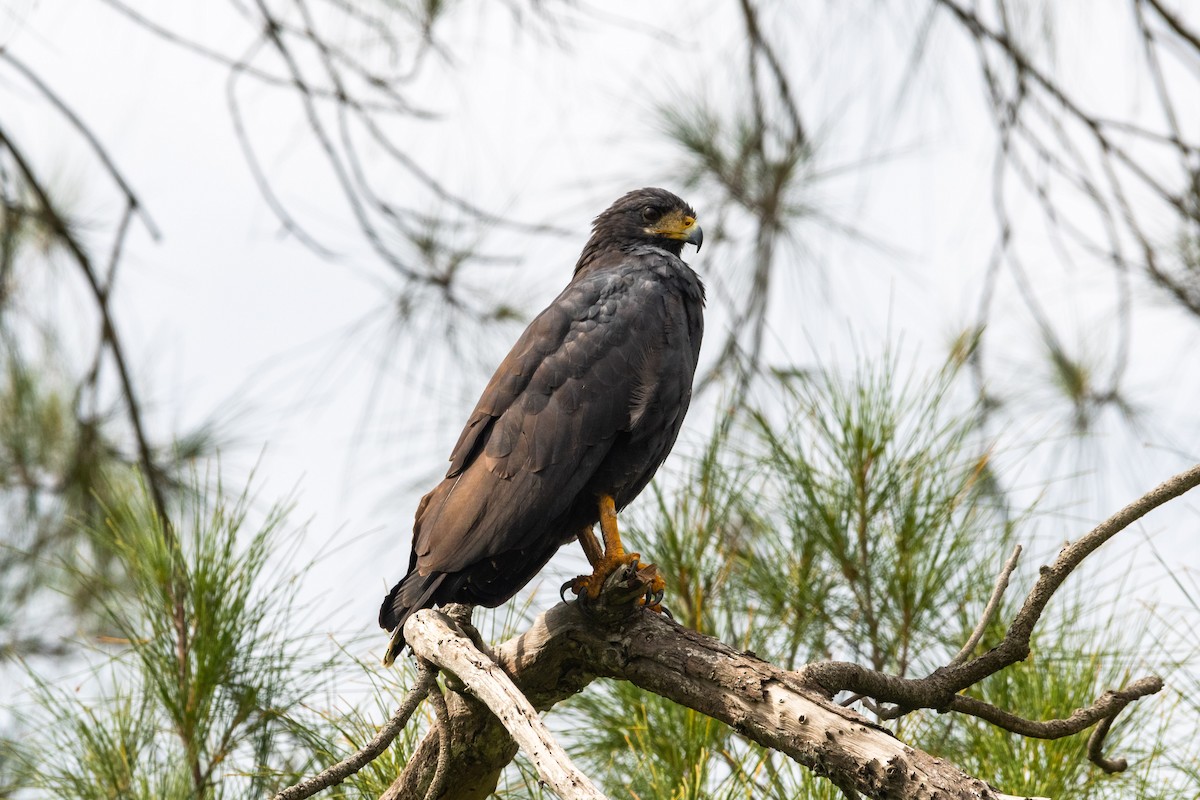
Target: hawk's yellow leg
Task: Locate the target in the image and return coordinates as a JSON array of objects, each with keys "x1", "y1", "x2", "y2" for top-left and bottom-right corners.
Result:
[
  {"x1": 575, "y1": 523, "x2": 603, "y2": 567},
  {"x1": 569, "y1": 494, "x2": 666, "y2": 605}
]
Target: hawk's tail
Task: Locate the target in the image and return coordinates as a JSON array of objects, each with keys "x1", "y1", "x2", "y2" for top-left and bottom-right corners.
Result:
[{"x1": 379, "y1": 571, "x2": 446, "y2": 666}]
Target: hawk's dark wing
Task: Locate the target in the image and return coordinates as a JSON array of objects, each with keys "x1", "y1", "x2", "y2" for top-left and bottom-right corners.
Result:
[{"x1": 420, "y1": 262, "x2": 679, "y2": 571}]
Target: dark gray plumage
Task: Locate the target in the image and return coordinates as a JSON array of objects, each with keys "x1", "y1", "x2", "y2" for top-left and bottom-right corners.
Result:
[{"x1": 379, "y1": 188, "x2": 704, "y2": 663}]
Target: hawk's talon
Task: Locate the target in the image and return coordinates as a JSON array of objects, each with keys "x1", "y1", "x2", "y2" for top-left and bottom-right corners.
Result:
[
  {"x1": 567, "y1": 493, "x2": 670, "y2": 610},
  {"x1": 640, "y1": 600, "x2": 673, "y2": 618},
  {"x1": 562, "y1": 573, "x2": 595, "y2": 602},
  {"x1": 637, "y1": 580, "x2": 672, "y2": 617},
  {"x1": 568, "y1": 550, "x2": 645, "y2": 601}
]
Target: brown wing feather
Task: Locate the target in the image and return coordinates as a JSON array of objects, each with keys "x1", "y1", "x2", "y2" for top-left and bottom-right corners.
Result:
[{"x1": 412, "y1": 269, "x2": 661, "y2": 575}]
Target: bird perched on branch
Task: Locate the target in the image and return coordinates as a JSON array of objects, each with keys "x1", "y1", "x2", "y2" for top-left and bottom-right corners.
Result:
[{"x1": 379, "y1": 187, "x2": 705, "y2": 665}]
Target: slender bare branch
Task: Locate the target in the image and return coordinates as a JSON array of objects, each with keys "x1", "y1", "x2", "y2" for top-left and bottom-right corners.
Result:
[
  {"x1": 224, "y1": 38, "x2": 337, "y2": 259},
  {"x1": 949, "y1": 676, "x2": 1162, "y2": 741},
  {"x1": 96, "y1": 0, "x2": 397, "y2": 107},
  {"x1": 1087, "y1": 712, "x2": 1126, "y2": 773},
  {"x1": 950, "y1": 543, "x2": 1022, "y2": 666},
  {"x1": 273, "y1": 662, "x2": 437, "y2": 800},
  {"x1": 1144, "y1": 0, "x2": 1200, "y2": 53},
  {"x1": 0, "y1": 49, "x2": 160, "y2": 238},
  {"x1": 422, "y1": 670, "x2": 451, "y2": 800}
]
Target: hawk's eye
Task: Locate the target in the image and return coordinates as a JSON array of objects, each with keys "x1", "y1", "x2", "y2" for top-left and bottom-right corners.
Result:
[{"x1": 641, "y1": 206, "x2": 663, "y2": 224}]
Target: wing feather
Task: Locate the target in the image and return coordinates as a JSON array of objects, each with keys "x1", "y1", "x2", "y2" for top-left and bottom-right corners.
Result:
[{"x1": 412, "y1": 267, "x2": 667, "y2": 574}]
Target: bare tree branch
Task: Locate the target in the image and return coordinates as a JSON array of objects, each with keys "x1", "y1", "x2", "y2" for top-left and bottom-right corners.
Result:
[
  {"x1": 273, "y1": 662, "x2": 437, "y2": 800},
  {"x1": 948, "y1": 676, "x2": 1163, "y2": 771},
  {"x1": 422, "y1": 668, "x2": 451, "y2": 800},
  {"x1": 949, "y1": 543, "x2": 1022, "y2": 666},
  {"x1": 96, "y1": 0, "x2": 406, "y2": 108},
  {"x1": 1086, "y1": 711, "x2": 1127, "y2": 774},
  {"x1": 1144, "y1": 0, "x2": 1200, "y2": 54},
  {"x1": 798, "y1": 463, "x2": 1200, "y2": 768},
  {"x1": 0, "y1": 49, "x2": 160, "y2": 239}
]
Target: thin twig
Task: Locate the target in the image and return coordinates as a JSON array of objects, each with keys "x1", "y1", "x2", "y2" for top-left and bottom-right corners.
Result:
[
  {"x1": 0, "y1": 50, "x2": 159, "y2": 238},
  {"x1": 1086, "y1": 712, "x2": 1125, "y2": 773},
  {"x1": 273, "y1": 662, "x2": 437, "y2": 800},
  {"x1": 1144, "y1": 0, "x2": 1200, "y2": 53},
  {"x1": 949, "y1": 676, "x2": 1162, "y2": 741},
  {"x1": 949, "y1": 544, "x2": 1022, "y2": 666},
  {"x1": 96, "y1": 0, "x2": 395, "y2": 108},
  {"x1": 422, "y1": 671, "x2": 451, "y2": 800},
  {"x1": 225, "y1": 37, "x2": 337, "y2": 258},
  {"x1": 251, "y1": 0, "x2": 418, "y2": 279}
]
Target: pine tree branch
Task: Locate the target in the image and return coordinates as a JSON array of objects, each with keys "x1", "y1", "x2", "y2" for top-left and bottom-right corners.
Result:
[{"x1": 386, "y1": 584, "x2": 1024, "y2": 799}]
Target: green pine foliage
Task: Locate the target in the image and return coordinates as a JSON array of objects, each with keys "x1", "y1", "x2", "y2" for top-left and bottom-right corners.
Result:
[
  {"x1": 745, "y1": 357, "x2": 1004, "y2": 676},
  {"x1": 9, "y1": 479, "x2": 398, "y2": 799},
  {"x1": 1153, "y1": 564, "x2": 1200, "y2": 793},
  {"x1": 0, "y1": 343, "x2": 138, "y2": 645}
]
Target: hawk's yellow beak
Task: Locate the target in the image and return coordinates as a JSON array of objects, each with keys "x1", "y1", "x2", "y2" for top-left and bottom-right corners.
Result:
[{"x1": 650, "y1": 211, "x2": 703, "y2": 251}]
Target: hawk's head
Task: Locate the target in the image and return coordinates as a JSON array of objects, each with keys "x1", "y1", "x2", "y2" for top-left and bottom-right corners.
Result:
[{"x1": 590, "y1": 188, "x2": 703, "y2": 256}]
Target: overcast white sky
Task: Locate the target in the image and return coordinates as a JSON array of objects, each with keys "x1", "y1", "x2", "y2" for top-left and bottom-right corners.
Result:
[{"x1": 5, "y1": 0, "x2": 1199, "y2": 668}]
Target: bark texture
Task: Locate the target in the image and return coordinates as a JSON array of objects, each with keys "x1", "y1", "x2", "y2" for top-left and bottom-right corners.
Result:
[{"x1": 392, "y1": 597, "x2": 1021, "y2": 799}]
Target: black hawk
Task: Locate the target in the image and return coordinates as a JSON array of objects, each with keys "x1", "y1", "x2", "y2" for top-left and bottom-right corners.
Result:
[{"x1": 379, "y1": 187, "x2": 704, "y2": 664}]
